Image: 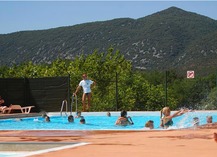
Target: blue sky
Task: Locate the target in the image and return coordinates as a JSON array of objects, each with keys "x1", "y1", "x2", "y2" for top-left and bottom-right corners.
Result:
[{"x1": 1, "y1": 1, "x2": 217, "y2": 34}]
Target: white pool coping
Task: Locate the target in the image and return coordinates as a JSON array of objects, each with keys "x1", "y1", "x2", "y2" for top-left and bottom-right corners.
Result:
[
  {"x1": 0, "y1": 142, "x2": 89, "y2": 157},
  {"x1": 48, "y1": 110, "x2": 217, "y2": 116}
]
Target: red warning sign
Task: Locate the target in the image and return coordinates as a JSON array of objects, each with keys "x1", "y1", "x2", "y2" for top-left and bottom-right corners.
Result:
[{"x1": 187, "y1": 71, "x2": 195, "y2": 78}]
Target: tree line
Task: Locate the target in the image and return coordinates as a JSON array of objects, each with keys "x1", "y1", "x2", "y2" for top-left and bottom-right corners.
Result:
[{"x1": 0, "y1": 48, "x2": 217, "y2": 111}]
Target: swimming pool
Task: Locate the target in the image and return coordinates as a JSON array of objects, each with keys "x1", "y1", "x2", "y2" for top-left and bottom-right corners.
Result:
[{"x1": 0, "y1": 111, "x2": 216, "y2": 130}]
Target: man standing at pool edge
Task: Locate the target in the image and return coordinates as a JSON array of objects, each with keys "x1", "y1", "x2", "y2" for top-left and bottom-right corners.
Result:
[{"x1": 73, "y1": 73, "x2": 96, "y2": 112}]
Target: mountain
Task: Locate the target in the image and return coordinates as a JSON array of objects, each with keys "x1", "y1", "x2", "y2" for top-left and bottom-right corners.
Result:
[{"x1": 1, "y1": 7, "x2": 217, "y2": 74}]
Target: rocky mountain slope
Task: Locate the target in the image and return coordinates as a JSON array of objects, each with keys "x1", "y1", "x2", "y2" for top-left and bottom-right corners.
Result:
[{"x1": 1, "y1": 7, "x2": 217, "y2": 74}]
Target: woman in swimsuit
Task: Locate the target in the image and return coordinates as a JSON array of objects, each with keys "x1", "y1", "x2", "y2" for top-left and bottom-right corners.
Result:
[
  {"x1": 160, "y1": 107, "x2": 189, "y2": 129},
  {"x1": 115, "y1": 110, "x2": 134, "y2": 126}
]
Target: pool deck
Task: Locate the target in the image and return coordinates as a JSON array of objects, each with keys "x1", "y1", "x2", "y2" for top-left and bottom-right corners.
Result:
[
  {"x1": 0, "y1": 112, "x2": 217, "y2": 157},
  {"x1": 0, "y1": 126, "x2": 216, "y2": 157}
]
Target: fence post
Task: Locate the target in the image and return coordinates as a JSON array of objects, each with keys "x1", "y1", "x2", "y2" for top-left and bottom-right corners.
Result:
[
  {"x1": 115, "y1": 72, "x2": 118, "y2": 111},
  {"x1": 165, "y1": 71, "x2": 168, "y2": 106},
  {"x1": 24, "y1": 77, "x2": 26, "y2": 106},
  {"x1": 68, "y1": 74, "x2": 71, "y2": 114}
]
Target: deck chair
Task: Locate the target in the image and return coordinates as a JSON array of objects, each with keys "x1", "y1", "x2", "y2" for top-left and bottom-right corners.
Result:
[
  {"x1": 0, "y1": 106, "x2": 8, "y2": 113},
  {"x1": 3, "y1": 105, "x2": 35, "y2": 114}
]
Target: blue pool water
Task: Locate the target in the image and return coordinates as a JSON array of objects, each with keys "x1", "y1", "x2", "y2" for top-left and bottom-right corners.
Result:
[{"x1": 0, "y1": 111, "x2": 216, "y2": 130}]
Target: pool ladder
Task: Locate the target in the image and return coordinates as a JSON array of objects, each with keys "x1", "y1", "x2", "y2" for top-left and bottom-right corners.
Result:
[
  {"x1": 60, "y1": 95, "x2": 78, "y2": 116},
  {"x1": 60, "y1": 100, "x2": 68, "y2": 116}
]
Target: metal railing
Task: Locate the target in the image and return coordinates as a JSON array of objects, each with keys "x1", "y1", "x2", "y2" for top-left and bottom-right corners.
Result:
[
  {"x1": 60, "y1": 100, "x2": 68, "y2": 116},
  {"x1": 60, "y1": 95, "x2": 78, "y2": 116}
]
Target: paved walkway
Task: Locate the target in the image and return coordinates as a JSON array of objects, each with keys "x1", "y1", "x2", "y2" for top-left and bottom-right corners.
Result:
[{"x1": 0, "y1": 128, "x2": 217, "y2": 157}]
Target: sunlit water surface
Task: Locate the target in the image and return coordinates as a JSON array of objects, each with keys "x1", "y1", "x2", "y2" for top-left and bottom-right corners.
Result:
[{"x1": 0, "y1": 111, "x2": 216, "y2": 130}]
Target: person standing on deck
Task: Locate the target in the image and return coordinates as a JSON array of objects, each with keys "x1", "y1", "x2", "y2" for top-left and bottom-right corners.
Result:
[{"x1": 73, "y1": 74, "x2": 96, "y2": 112}]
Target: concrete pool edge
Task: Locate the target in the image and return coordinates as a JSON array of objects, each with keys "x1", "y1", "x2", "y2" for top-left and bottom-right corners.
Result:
[
  {"x1": 0, "y1": 142, "x2": 89, "y2": 157},
  {"x1": 0, "y1": 113, "x2": 42, "y2": 119},
  {"x1": 17, "y1": 142, "x2": 89, "y2": 157}
]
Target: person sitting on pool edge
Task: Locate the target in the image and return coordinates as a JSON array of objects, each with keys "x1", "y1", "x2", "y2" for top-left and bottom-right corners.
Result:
[
  {"x1": 75, "y1": 111, "x2": 82, "y2": 118},
  {"x1": 107, "y1": 112, "x2": 111, "y2": 117},
  {"x1": 160, "y1": 107, "x2": 189, "y2": 129},
  {"x1": 41, "y1": 111, "x2": 48, "y2": 118},
  {"x1": 44, "y1": 115, "x2": 50, "y2": 122},
  {"x1": 115, "y1": 110, "x2": 134, "y2": 126},
  {"x1": 68, "y1": 115, "x2": 74, "y2": 123}
]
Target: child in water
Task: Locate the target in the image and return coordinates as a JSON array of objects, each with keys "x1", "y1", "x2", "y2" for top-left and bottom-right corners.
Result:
[
  {"x1": 206, "y1": 116, "x2": 213, "y2": 124},
  {"x1": 160, "y1": 107, "x2": 189, "y2": 129},
  {"x1": 80, "y1": 116, "x2": 86, "y2": 124},
  {"x1": 193, "y1": 117, "x2": 200, "y2": 127},
  {"x1": 145, "y1": 120, "x2": 154, "y2": 129},
  {"x1": 68, "y1": 115, "x2": 74, "y2": 123},
  {"x1": 44, "y1": 115, "x2": 50, "y2": 122}
]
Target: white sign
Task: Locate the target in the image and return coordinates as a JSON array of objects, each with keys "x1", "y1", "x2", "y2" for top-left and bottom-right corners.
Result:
[{"x1": 187, "y1": 71, "x2": 195, "y2": 78}]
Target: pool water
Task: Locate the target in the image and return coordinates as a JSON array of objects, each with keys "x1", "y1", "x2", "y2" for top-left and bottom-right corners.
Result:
[{"x1": 0, "y1": 111, "x2": 216, "y2": 130}]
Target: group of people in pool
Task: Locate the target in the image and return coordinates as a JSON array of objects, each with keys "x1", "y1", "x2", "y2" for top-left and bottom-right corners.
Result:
[
  {"x1": 67, "y1": 111, "x2": 86, "y2": 124},
  {"x1": 41, "y1": 111, "x2": 86, "y2": 124},
  {"x1": 114, "y1": 107, "x2": 214, "y2": 129},
  {"x1": 108, "y1": 110, "x2": 153, "y2": 128},
  {"x1": 39, "y1": 106, "x2": 214, "y2": 129},
  {"x1": 107, "y1": 110, "x2": 154, "y2": 129},
  {"x1": 192, "y1": 115, "x2": 213, "y2": 127},
  {"x1": 113, "y1": 108, "x2": 188, "y2": 129},
  {"x1": 160, "y1": 106, "x2": 214, "y2": 129}
]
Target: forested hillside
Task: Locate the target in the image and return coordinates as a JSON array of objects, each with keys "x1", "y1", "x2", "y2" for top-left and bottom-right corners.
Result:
[
  {"x1": 1, "y1": 49, "x2": 217, "y2": 111},
  {"x1": 1, "y1": 7, "x2": 217, "y2": 75}
]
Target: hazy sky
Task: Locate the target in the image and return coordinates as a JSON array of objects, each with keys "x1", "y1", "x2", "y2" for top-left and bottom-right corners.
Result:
[{"x1": 1, "y1": 1, "x2": 217, "y2": 34}]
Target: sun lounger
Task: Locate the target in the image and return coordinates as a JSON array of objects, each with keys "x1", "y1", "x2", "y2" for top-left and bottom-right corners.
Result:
[
  {"x1": 0, "y1": 106, "x2": 8, "y2": 113},
  {"x1": 2, "y1": 105, "x2": 35, "y2": 114}
]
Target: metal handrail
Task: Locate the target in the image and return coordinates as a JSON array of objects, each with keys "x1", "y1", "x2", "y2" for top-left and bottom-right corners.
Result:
[{"x1": 60, "y1": 100, "x2": 68, "y2": 116}]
